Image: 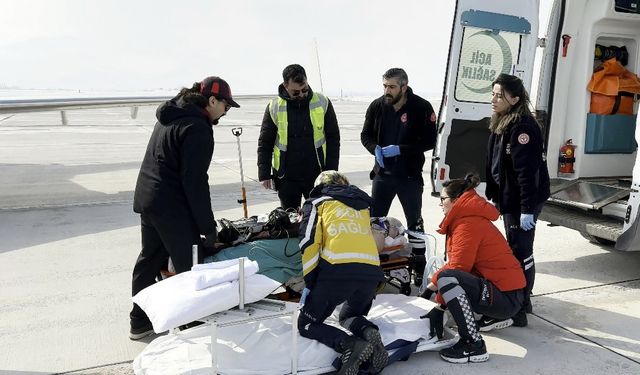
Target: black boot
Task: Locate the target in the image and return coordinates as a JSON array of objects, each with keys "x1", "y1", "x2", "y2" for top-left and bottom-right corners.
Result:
[
  {"x1": 512, "y1": 309, "x2": 528, "y2": 327},
  {"x1": 412, "y1": 254, "x2": 426, "y2": 287},
  {"x1": 362, "y1": 327, "x2": 388, "y2": 374},
  {"x1": 336, "y1": 336, "x2": 374, "y2": 375}
]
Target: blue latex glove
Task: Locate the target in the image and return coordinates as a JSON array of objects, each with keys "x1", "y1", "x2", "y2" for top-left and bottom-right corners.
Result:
[
  {"x1": 520, "y1": 214, "x2": 536, "y2": 231},
  {"x1": 382, "y1": 145, "x2": 400, "y2": 157},
  {"x1": 374, "y1": 145, "x2": 385, "y2": 168},
  {"x1": 299, "y1": 288, "x2": 310, "y2": 305}
]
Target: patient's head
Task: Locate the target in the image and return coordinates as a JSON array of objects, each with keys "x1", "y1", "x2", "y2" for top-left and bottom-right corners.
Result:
[{"x1": 314, "y1": 170, "x2": 350, "y2": 187}]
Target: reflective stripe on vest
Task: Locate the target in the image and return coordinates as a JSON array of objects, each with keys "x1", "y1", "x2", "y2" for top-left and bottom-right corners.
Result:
[{"x1": 268, "y1": 92, "x2": 328, "y2": 178}]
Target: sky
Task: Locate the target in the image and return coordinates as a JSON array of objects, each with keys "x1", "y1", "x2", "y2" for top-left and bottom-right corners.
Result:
[{"x1": 0, "y1": 0, "x2": 553, "y2": 97}]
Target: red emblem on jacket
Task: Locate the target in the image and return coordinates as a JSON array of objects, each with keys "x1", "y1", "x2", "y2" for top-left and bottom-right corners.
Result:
[
  {"x1": 518, "y1": 133, "x2": 530, "y2": 145},
  {"x1": 401, "y1": 113, "x2": 407, "y2": 123}
]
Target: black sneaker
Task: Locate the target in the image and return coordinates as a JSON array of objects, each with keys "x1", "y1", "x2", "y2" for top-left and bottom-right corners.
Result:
[
  {"x1": 439, "y1": 339, "x2": 489, "y2": 364},
  {"x1": 129, "y1": 323, "x2": 155, "y2": 340},
  {"x1": 477, "y1": 316, "x2": 514, "y2": 332},
  {"x1": 337, "y1": 336, "x2": 374, "y2": 375},
  {"x1": 362, "y1": 327, "x2": 388, "y2": 374},
  {"x1": 512, "y1": 309, "x2": 528, "y2": 327}
]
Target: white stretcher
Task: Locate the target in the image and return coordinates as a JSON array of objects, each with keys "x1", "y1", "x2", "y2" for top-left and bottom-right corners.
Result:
[
  {"x1": 133, "y1": 293, "x2": 458, "y2": 375},
  {"x1": 133, "y1": 234, "x2": 453, "y2": 375}
]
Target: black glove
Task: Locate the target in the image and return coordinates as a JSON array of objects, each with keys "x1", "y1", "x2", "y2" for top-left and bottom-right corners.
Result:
[
  {"x1": 419, "y1": 288, "x2": 435, "y2": 301},
  {"x1": 202, "y1": 227, "x2": 218, "y2": 249},
  {"x1": 420, "y1": 305, "x2": 445, "y2": 339}
]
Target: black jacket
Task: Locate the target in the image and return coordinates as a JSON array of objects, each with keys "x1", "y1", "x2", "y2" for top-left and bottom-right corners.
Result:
[
  {"x1": 133, "y1": 97, "x2": 216, "y2": 235},
  {"x1": 257, "y1": 85, "x2": 340, "y2": 182},
  {"x1": 485, "y1": 114, "x2": 550, "y2": 214},
  {"x1": 361, "y1": 87, "x2": 437, "y2": 179}
]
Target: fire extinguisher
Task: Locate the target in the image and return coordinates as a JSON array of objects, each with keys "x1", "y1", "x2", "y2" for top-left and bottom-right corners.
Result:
[{"x1": 559, "y1": 139, "x2": 576, "y2": 174}]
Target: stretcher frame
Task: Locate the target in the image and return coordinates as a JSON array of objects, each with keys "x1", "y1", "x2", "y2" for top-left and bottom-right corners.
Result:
[
  {"x1": 380, "y1": 230, "x2": 444, "y2": 295},
  {"x1": 186, "y1": 247, "x2": 301, "y2": 375}
]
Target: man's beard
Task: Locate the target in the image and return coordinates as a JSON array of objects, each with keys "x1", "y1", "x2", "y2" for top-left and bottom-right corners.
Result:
[{"x1": 384, "y1": 91, "x2": 402, "y2": 105}]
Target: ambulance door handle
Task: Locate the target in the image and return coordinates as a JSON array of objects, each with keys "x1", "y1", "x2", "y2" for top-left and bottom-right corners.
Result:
[{"x1": 562, "y1": 34, "x2": 571, "y2": 57}]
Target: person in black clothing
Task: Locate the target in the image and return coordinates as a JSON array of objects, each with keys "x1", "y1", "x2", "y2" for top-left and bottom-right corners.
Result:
[
  {"x1": 485, "y1": 73, "x2": 550, "y2": 327},
  {"x1": 361, "y1": 68, "x2": 437, "y2": 286},
  {"x1": 257, "y1": 64, "x2": 340, "y2": 210},
  {"x1": 129, "y1": 76, "x2": 240, "y2": 340}
]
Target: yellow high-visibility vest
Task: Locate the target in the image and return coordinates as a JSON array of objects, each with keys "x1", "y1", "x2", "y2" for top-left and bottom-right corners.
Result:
[{"x1": 268, "y1": 92, "x2": 328, "y2": 178}]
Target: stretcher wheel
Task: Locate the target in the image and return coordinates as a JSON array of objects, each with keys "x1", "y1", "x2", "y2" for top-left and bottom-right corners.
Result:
[{"x1": 400, "y1": 284, "x2": 412, "y2": 296}]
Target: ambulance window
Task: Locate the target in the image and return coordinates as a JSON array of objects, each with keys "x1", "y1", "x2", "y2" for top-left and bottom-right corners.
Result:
[{"x1": 455, "y1": 26, "x2": 522, "y2": 103}]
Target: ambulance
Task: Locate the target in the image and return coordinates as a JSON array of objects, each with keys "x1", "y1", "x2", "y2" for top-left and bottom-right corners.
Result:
[{"x1": 432, "y1": 0, "x2": 640, "y2": 250}]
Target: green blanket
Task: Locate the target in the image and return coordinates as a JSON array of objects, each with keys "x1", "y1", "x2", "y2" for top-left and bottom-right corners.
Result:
[{"x1": 203, "y1": 239, "x2": 302, "y2": 284}]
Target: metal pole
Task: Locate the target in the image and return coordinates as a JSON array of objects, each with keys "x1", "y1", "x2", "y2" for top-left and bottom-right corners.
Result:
[
  {"x1": 238, "y1": 257, "x2": 245, "y2": 310},
  {"x1": 314, "y1": 38, "x2": 324, "y2": 93},
  {"x1": 232, "y1": 127, "x2": 248, "y2": 218},
  {"x1": 292, "y1": 307, "x2": 299, "y2": 374},
  {"x1": 192, "y1": 244, "x2": 198, "y2": 267},
  {"x1": 211, "y1": 322, "x2": 218, "y2": 374},
  {"x1": 60, "y1": 110, "x2": 68, "y2": 126}
]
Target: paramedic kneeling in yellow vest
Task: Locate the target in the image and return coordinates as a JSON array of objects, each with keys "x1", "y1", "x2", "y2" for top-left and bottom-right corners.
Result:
[
  {"x1": 298, "y1": 171, "x2": 387, "y2": 375},
  {"x1": 258, "y1": 64, "x2": 340, "y2": 210}
]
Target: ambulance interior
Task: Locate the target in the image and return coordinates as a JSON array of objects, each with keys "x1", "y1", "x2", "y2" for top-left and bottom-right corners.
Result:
[{"x1": 541, "y1": 1, "x2": 640, "y2": 243}]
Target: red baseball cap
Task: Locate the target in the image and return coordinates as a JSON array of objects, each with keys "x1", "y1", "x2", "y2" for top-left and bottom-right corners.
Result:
[{"x1": 199, "y1": 76, "x2": 240, "y2": 108}]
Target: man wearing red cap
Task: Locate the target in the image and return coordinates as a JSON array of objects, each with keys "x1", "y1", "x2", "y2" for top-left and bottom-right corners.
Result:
[
  {"x1": 257, "y1": 64, "x2": 340, "y2": 210},
  {"x1": 129, "y1": 76, "x2": 239, "y2": 340}
]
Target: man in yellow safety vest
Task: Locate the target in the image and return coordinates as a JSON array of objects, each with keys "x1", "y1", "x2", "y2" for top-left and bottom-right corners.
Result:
[{"x1": 257, "y1": 64, "x2": 340, "y2": 210}]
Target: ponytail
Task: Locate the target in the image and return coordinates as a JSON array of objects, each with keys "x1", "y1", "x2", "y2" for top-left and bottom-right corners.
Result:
[
  {"x1": 442, "y1": 173, "x2": 480, "y2": 199},
  {"x1": 176, "y1": 81, "x2": 212, "y2": 109}
]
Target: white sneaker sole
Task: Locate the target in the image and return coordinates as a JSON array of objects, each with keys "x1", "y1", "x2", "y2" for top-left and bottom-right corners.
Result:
[
  {"x1": 479, "y1": 318, "x2": 514, "y2": 332},
  {"x1": 440, "y1": 352, "x2": 490, "y2": 363},
  {"x1": 129, "y1": 329, "x2": 154, "y2": 340}
]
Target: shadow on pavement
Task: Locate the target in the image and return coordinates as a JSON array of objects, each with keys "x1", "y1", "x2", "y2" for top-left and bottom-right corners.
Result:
[{"x1": 536, "y1": 251, "x2": 640, "y2": 286}]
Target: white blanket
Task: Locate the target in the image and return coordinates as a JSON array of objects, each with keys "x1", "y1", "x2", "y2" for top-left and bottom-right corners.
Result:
[
  {"x1": 132, "y1": 259, "x2": 280, "y2": 333},
  {"x1": 133, "y1": 294, "x2": 457, "y2": 375},
  {"x1": 193, "y1": 260, "x2": 259, "y2": 291}
]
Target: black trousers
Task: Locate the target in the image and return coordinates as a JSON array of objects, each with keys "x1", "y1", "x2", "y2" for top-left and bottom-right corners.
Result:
[
  {"x1": 502, "y1": 203, "x2": 543, "y2": 312},
  {"x1": 436, "y1": 269, "x2": 524, "y2": 319},
  {"x1": 298, "y1": 279, "x2": 379, "y2": 351},
  {"x1": 276, "y1": 178, "x2": 315, "y2": 211},
  {"x1": 130, "y1": 213, "x2": 201, "y2": 329},
  {"x1": 371, "y1": 174, "x2": 425, "y2": 276}
]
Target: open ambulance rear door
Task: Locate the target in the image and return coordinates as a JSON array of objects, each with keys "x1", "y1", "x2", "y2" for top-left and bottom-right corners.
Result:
[{"x1": 431, "y1": 0, "x2": 540, "y2": 195}]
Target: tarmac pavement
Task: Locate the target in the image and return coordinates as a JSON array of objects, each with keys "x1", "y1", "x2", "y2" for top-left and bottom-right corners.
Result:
[{"x1": 0, "y1": 97, "x2": 639, "y2": 374}]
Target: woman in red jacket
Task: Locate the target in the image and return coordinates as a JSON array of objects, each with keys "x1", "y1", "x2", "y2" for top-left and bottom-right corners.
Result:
[{"x1": 421, "y1": 174, "x2": 526, "y2": 363}]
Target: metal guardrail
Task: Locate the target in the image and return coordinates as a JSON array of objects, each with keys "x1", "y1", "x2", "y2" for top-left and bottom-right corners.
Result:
[
  {"x1": 0, "y1": 94, "x2": 271, "y2": 125},
  {"x1": 0, "y1": 96, "x2": 170, "y2": 114}
]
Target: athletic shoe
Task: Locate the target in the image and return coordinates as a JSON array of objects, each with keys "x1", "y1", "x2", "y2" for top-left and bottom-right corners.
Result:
[
  {"x1": 362, "y1": 327, "x2": 388, "y2": 374},
  {"x1": 439, "y1": 339, "x2": 489, "y2": 363},
  {"x1": 129, "y1": 323, "x2": 154, "y2": 340},
  {"x1": 336, "y1": 336, "x2": 374, "y2": 375},
  {"x1": 477, "y1": 316, "x2": 514, "y2": 332},
  {"x1": 512, "y1": 309, "x2": 528, "y2": 327}
]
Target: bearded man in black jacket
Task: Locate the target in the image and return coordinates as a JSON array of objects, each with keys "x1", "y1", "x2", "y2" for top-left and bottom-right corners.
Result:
[
  {"x1": 257, "y1": 64, "x2": 340, "y2": 210},
  {"x1": 129, "y1": 76, "x2": 239, "y2": 340},
  {"x1": 361, "y1": 68, "x2": 437, "y2": 286}
]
